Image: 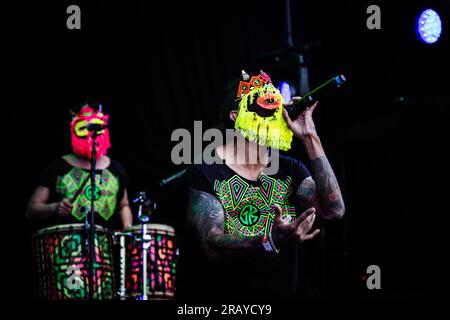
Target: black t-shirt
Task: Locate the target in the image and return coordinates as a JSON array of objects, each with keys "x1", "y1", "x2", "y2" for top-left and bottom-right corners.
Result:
[
  {"x1": 180, "y1": 154, "x2": 311, "y2": 301},
  {"x1": 37, "y1": 157, "x2": 127, "y2": 230}
]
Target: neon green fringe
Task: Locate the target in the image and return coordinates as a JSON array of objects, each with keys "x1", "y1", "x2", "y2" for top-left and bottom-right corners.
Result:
[{"x1": 234, "y1": 85, "x2": 293, "y2": 151}]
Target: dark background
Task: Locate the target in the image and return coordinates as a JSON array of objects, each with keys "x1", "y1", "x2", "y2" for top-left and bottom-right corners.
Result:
[{"x1": 9, "y1": 0, "x2": 450, "y2": 302}]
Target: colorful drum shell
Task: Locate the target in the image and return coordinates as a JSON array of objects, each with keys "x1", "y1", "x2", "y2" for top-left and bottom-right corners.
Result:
[
  {"x1": 31, "y1": 223, "x2": 116, "y2": 300},
  {"x1": 122, "y1": 224, "x2": 179, "y2": 299}
]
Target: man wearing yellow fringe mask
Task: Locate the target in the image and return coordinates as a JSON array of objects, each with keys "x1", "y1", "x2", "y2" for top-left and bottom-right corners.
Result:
[
  {"x1": 181, "y1": 69, "x2": 346, "y2": 302},
  {"x1": 234, "y1": 70, "x2": 293, "y2": 151}
]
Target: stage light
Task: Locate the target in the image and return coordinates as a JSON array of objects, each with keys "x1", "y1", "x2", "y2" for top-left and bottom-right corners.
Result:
[
  {"x1": 417, "y1": 9, "x2": 442, "y2": 44},
  {"x1": 278, "y1": 81, "x2": 292, "y2": 103}
]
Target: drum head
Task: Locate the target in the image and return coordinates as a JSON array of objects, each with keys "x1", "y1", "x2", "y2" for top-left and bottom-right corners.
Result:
[
  {"x1": 126, "y1": 223, "x2": 175, "y2": 234},
  {"x1": 34, "y1": 223, "x2": 109, "y2": 236}
]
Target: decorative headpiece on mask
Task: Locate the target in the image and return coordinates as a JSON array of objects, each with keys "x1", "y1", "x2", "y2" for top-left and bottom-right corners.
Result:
[
  {"x1": 70, "y1": 104, "x2": 111, "y2": 159},
  {"x1": 234, "y1": 70, "x2": 293, "y2": 151}
]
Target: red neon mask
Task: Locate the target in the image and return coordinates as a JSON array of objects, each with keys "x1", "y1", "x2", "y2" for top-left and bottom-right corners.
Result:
[{"x1": 70, "y1": 105, "x2": 111, "y2": 159}]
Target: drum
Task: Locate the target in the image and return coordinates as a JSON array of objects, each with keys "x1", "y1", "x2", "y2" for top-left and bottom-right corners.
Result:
[
  {"x1": 31, "y1": 223, "x2": 116, "y2": 300},
  {"x1": 116, "y1": 224, "x2": 179, "y2": 299}
]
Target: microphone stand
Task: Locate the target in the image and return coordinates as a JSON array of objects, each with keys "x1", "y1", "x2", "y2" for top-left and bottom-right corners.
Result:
[
  {"x1": 257, "y1": 0, "x2": 320, "y2": 97},
  {"x1": 159, "y1": 168, "x2": 188, "y2": 187},
  {"x1": 133, "y1": 192, "x2": 153, "y2": 300},
  {"x1": 87, "y1": 132, "x2": 98, "y2": 300}
]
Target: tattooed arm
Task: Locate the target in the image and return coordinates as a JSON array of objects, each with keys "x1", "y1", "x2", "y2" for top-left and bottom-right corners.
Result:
[
  {"x1": 296, "y1": 158, "x2": 345, "y2": 220},
  {"x1": 188, "y1": 187, "x2": 321, "y2": 259},
  {"x1": 188, "y1": 187, "x2": 265, "y2": 259},
  {"x1": 283, "y1": 100, "x2": 345, "y2": 220}
]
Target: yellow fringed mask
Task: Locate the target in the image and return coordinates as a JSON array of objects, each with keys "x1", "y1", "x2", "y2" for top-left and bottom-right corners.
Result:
[{"x1": 234, "y1": 70, "x2": 293, "y2": 151}]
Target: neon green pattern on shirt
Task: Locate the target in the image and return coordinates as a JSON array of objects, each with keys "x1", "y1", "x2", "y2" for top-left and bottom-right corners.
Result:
[
  {"x1": 56, "y1": 167, "x2": 119, "y2": 221},
  {"x1": 213, "y1": 173, "x2": 296, "y2": 237}
]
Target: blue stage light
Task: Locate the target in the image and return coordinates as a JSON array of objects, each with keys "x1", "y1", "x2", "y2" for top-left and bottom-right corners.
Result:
[
  {"x1": 278, "y1": 81, "x2": 292, "y2": 103},
  {"x1": 417, "y1": 9, "x2": 442, "y2": 44}
]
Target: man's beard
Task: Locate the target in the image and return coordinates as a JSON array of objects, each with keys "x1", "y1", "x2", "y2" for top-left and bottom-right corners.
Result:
[{"x1": 71, "y1": 131, "x2": 111, "y2": 159}]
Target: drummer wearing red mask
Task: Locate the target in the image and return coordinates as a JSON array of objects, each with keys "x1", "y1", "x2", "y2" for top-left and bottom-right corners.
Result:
[{"x1": 26, "y1": 103, "x2": 133, "y2": 230}]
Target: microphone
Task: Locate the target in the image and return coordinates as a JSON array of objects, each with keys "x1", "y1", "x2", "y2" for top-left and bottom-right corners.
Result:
[
  {"x1": 284, "y1": 74, "x2": 346, "y2": 118},
  {"x1": 86, "y1": 123, "x2": 107, "y2": 132},
  {"x1": 159, "y1": 168, "x2": 188, "y2": 187}
]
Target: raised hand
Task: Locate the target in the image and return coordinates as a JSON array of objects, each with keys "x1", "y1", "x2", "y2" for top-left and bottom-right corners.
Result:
[{"x1": 282, "y1": 97, "x2": 319, "y2": 141}]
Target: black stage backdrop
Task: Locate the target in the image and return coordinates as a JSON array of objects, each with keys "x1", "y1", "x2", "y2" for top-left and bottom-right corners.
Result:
[{"x1": 9, "y1": 0, "x2": 450, "y2": 302}]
